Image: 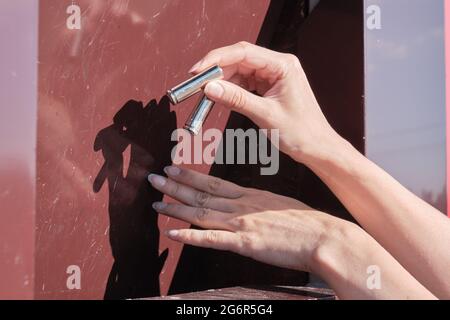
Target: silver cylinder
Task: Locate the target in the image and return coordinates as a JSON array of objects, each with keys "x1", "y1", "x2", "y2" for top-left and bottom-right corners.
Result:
[
  {"x1": 167, "y1": 65, "x2": 223, "y2": 105},
  {"x1": 184, "y1": 95, "x2": 215, "y2": 135}
]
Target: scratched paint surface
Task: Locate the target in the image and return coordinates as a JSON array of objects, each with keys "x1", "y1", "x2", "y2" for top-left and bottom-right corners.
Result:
[{"x1": 36, "y1": 0, "x2": 269, "y2": 299}]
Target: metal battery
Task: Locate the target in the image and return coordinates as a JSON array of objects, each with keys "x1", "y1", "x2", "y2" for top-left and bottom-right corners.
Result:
[
  {"x1": 167, "y1": 65, "x2": 223, "y2": 105},
  {"x1": 184, "y1": 95, "x2": 215, "y2": 135}
]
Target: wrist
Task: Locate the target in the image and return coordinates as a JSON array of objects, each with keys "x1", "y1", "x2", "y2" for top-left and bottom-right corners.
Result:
[
  {"x1": 310, "y1": 220, "x2": 366, "y2": 282},
  {"x1": 301, "y1": 132, "x2": 361, "y2": 178},
  {"x1": 310, "y1": 220, "x2": 437, "y2": 299},
  {"x1": 292, "y1": 129, "x2": 350, "y2": 168}
]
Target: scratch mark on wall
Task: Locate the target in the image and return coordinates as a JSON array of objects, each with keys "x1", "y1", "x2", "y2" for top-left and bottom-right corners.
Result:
[{"x1": 202, "y1": 0, "x2": 210, "y2": 22}]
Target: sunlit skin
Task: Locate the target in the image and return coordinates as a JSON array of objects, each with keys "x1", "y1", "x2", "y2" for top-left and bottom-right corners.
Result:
[{"x1": 149, "y1": 42, "x2": 449, "y2": 299}]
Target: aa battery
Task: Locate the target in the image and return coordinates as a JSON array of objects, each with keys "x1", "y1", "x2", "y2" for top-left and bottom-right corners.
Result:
[
  {"x1": 184, "y1": 95, "x2": 215, "y2": 135},
  {"x1": 167, "y1": 65, "x2": 223, "y2": 105}
]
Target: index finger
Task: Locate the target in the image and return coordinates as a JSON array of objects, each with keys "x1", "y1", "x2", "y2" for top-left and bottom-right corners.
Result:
[
  {"x1": 191, "y1": 42, "x2": 288, "y2": 82},
  {"x1": 164, "y1": 166, "x2": 245, "y2": 199}
]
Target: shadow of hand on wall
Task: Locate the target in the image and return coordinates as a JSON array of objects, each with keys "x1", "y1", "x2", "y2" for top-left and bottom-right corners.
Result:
[{"x1": 93, "y1": 96, "x2": 176, "y2": 299}]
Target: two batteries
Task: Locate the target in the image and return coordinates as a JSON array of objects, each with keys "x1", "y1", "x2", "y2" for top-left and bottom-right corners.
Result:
[{"x1": 167, "y1": 65, "x2": 223, "y2": 135}]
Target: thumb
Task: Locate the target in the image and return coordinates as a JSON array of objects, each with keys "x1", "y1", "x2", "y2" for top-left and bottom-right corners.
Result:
[{"x1": 204, "y1": 80, "x2": 267, "y2": 120}]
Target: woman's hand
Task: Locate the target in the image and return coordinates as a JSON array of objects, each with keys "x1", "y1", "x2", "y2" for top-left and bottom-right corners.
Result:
[
  {"x1": 148, "y1": 165, "x2": 353, "y2": 273},
  {"x1": 168, "y1": 43, "x2": 443, "y2": 300},
  {"x1": 148, "y1": 167, "x2": 436, "y2": 299},
  {"x1": 190, "y1": 41, "x2": 341, "y2": 165}
]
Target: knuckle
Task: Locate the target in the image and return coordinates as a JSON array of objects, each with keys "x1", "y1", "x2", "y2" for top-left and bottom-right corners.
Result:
[
  {"x1": 237, "y1": 41, "x2": 250, "y2": 49},
  {"x1": 238, "y1": 233, "x2": 256, "y2": 252},
  {"x1": 282, "y1": 53, "x2": 302, "y2": 72},
  {"x1": 178, "y1": 230, "x2": 190, "y2": 241},
  {"x1": 207, "y1": 177, "x2": 221, "y2": 193},
  {"x1": 169, "y1": 181, "x2": 179, "y2": 197},
  {"x1": 230, "y1": 91, "x2": 246, "y2": 110},
  {"x1": 284, "y1": 53, "x2": 300, "y2": 65},
  {"x1": 204, "y1": 231, "x2": 219, "y2": 244},
  {"x1": 231, "y1": 216, "x2": 249, "y2": 230},
  {"x1": 195, "y1": 191, "x2": 211, "y2": 207},
  {"x1": 195, "y1": 207, "x2": 210, "y2": 222}
]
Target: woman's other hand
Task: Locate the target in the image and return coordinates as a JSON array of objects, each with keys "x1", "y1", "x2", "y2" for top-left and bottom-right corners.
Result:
[{"x1": 191, "y1": 41, "x2": 341, "y2": 165}]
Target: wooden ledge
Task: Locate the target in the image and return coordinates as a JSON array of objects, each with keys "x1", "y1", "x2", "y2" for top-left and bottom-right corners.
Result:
[{"x1": 143, "y1": 286, "x2": 336, "y2": 300}]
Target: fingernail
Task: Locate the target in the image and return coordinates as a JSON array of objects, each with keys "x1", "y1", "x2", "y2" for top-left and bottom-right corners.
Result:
[
  {"x1": 152, "y1": 202, "x2": 167, "y2": 211},
  {"x1": 148, "y1": 174, "x2": 167, "y2": 187},
  {"x1": 166, "y1": 230, "x2": 179, "y2": 238},
  {"x1": 189, "y1": 60, "x2": 203, "y2": 73},
  {"x1": 205, "y1": 81, "x2": 224, "y2": 99},
  {"x1": 164, "y1": 166, "x2": 181, "y2": 176}
]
